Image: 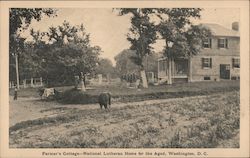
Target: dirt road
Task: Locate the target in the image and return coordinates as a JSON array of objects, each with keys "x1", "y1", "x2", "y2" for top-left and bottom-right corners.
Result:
[{"x1": 10, "y1": 95, "x2": 208, "y2": 126}]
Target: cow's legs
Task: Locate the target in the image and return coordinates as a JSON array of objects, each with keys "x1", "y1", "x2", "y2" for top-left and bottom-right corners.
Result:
[
  {"x1": 108, "y1": 93, "x2": 111, "y2": 109},
  {"x1": 104, "y1": 103, "x2": 111, "y2": 112},
  {"x1": 104, "y1": 104, "x2": 107, "y2": 109}
]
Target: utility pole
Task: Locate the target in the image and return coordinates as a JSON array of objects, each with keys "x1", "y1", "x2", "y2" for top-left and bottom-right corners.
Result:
[
  {"x1": 15, "y1": 53, "x2": 20, "y2": 89},
  {"x1": 13, "y1": 34, "x2": 24, "y2": 89}
]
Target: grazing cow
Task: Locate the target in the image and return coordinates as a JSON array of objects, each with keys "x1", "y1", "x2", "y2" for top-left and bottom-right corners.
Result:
[
  {"x1": 98, "y1": 92, "x2": 111, "y2": 109},
  {"x1": 38, "y1": 88, "x2": 61, "y2": 100},
  {"x1": 43, "y1": 88, "x2": 55, "y2": 99},
  {"x1": 38, "y1": 88, "x2": 45, "y2": 98},
  {"x1": 38, "y1": 88, "x2": 55, "y2": 99}
]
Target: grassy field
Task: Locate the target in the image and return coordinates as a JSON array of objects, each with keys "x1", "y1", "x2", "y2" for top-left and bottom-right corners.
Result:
[
  {"x1": 9, "y1": 81, "x2": 240, "y2": 148},
  {"x1": 9, "y1": 80, "x2": 239, "y2": 103}
]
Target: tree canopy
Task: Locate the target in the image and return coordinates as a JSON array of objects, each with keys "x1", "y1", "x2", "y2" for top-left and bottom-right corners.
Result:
[
  {"x1": 156, "y1": 8, "x2": 211, "y2": 59},
  {"x1": 116, "y1": 8, "x2": 157, "y2": 69},
  {"x1": 10, "y1": 8, "x2": 212, "y2": 87},
  {"x1": 9, "y1": 8, "x2": 56, "y2": 55},
  {"x1": 116, "y1": 8, "x2": 158, "y2": 88},
  {"x1": 114, "y1": 49, "x2": 139, "y2": 75},
  {"x1": 115, "y1": 49, "x2": 159, "y2": 76},
  {"x1": 18, "y1": 21, "x2": 101, "y2": 87},
  {"x1": 96, "y1": 58, "x2": 116, "y2": 78},
  {"x1": 9, "y1": 8, "x2": 56, "y2": 84},
  {"x1": 9, "y1": 8, "x2": 56, "y2": 35},
  {"x1": 115, "y1": 8, "x2": 211, "y2": 86}
]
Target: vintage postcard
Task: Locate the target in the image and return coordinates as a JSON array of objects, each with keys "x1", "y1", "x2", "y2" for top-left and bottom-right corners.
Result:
[{"x1": 0, "y1": 0, "x2": 249, "y2": 158}]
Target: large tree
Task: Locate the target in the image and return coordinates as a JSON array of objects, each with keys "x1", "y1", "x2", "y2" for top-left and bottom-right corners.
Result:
[
  {"x1": 9, "y1": 8, "x2": 56, "y2": 88},
  {"x1": 114, "y1": 49, "x2": 140, "y2": 76},
  {"x1": 115, "y1": 49, "x2": 159, "y2": 77},
  {"x1": 143, "y1": 52, "x2": 159, "y2": 73},
  {"x1": 156, "y1": 8, "x2": 211, "y2": 84},
  {"x1": 18, "y1": 29, "x2": 49, "y2": 80},
  {"x1": 116, "y1": 9, "x2": 157, "y2": 88},
  {"x1": 28, "y1": 21, "x2": 101, "y2": 90},
  {"x1": 96, "y1": 58, "x2": 116, "y2": 79}
]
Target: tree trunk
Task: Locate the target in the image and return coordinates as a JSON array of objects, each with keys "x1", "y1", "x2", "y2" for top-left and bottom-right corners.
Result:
[
  {"x1": 140, "y1": 69, "x2": 148, "y2": 88},
  {"x1": 79, "y1": 72, "x2": 86, "y2": 92},
  {"x1": 80, "y1": 79, "x2": 86, "y2": 92},
  {"x1": 188, "y1": 57, "x2": 192, "y2": 82},
  {"x1": 15, "y1": 54, "x2": 20, "y2": 89},
  {"x1": 167, "y1": 58, "x2": 172, "y2": 85},
  {"x1": 74, "y1": 76, "x2": 79, "y2": 89},
  {"x1": 83, "y1": 75, "x2": 86, "y2": 87}
]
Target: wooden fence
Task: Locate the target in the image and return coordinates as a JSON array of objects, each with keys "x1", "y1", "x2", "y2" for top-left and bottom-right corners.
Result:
[{"x1": 9, "y1": 77, "x2": 43, "y2": 88}]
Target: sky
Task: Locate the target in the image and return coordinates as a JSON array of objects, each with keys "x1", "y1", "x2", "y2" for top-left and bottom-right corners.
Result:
[{"x1": 23, "y1": 8, "x2": 240, "y2": 65}]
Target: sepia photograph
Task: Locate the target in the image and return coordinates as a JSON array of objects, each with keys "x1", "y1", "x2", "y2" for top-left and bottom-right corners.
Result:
[{"x1": 0, "y1": 0, "x2": 249, "y2": 158}]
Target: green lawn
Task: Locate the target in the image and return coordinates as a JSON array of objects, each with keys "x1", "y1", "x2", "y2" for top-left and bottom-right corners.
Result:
[{"x1": 10, "y1": 81, "x2": 240, "y2": 97}]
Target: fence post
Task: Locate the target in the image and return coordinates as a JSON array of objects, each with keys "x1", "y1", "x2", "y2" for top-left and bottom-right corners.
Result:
[
  {"x1": 98, "y1": 74, "x2": 102, "y2": 85},
  {"x1": 11, "y1": 81, "x2": 14, "y2": 88},
  {"x1": 31, "y1": 78, "x2": 34, "y2": 87},
  {"x1": 107, "y1": 74, "x2": 111, "y2": 84},
  {"x1": 40, "y1": 77, "x2": 43, "y2": 86},
  {"x1": 23, "y1": 79, "x2": 26, "y2": 88}
]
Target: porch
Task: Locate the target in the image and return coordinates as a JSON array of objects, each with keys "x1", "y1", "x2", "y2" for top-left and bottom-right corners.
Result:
[{"x1": 158, "y1": 57, "x2": 189, "y2": 83}]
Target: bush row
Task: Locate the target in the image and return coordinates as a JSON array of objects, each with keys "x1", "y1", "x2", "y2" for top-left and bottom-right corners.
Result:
[
  {"x1": 57, "y1": 87, "x2": 239, "y2": 105},
  {"x1": 58, "y1": 88, "x2": 99, "y2": 104}
]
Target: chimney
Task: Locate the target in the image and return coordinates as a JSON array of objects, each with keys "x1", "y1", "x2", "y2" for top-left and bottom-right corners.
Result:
[{"x1": 232, "y1": 22, "x2": 239, "y2": 31}]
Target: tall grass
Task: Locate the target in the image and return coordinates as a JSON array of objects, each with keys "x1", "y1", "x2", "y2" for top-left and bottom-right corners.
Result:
[{"x1": 161, "y1": 91, "x2": 240, "y2": 148}]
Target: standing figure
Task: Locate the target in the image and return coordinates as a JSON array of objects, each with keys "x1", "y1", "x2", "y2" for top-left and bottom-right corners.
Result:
[{"x1": 13, "y1": 87, "x2": 18, "y2": 100}]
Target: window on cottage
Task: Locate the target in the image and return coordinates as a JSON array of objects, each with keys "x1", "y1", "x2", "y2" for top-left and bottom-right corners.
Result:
[
  {"x1": 202, "y1": 58, "x2": 212, "y2": 68},
  {"x1": 204, "y1": 76, "x2": 211, "y2": 80},
  {"x1": 218, "y1": 38, "x2": 228, "y2": 48},
  {"x1": 203, "y1": 38, "x2": 212, "y2": 48},
  {"x1": 232, "y1": 58, "x2": 240, "y2": 68}
]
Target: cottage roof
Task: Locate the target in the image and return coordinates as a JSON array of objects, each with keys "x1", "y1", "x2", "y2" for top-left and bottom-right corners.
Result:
[{"x1": 201, "y1": 23, "x2": 240, "y2": 37}]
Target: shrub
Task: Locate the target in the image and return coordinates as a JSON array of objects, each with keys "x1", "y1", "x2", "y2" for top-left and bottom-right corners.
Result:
[
  {"x1": 59, "y1": 88, "x2": 98, "y2": 104},
  {"x1": 146, "y1": 126, "x2": 160, "y2": 134},
  {"x1": 203, "y1": 127, "x2": 218, "y2": 147},
  {"x1": 215, "y1": 123, "x2": 234, "y2": 140},
  {"x1": 194, "y1": 122, "x2": 211, "y2": 131},
  {"x1": 231, "y1": 116, "x2": 240, "y2": 129},
  {"x1": 50, "y1": 136, "x2": 72, "y2": 148},
  {"x1": 201, "y1": 102, "x2": 218, "y2": 112},
  {"x1": 187, "y1": 125, "x2": 201, "y2": 138},
  {"x1": 209, "y1": 114, "x2": 223, "y2": 126},
  {"x1": 182, "y1": 136, "x2": 204, "y2": 148},
  {"x1": 169, "y1": 129, "x2": 182, "y2": 148}
]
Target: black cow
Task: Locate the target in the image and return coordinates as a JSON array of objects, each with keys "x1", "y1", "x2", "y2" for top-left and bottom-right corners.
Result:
[{"x1": 98, "y1": 92, "x2": 111, "y2": 109}]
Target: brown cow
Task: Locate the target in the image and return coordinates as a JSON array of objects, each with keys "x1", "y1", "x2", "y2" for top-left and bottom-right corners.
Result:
[{"x1": 98, "y1": 92, "x2": 111, "y2": 109}]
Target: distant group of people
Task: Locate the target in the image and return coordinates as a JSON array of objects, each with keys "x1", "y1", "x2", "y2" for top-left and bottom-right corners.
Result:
[{"x1": 121, "y1": 73, "x2": 140, "y2": 83}]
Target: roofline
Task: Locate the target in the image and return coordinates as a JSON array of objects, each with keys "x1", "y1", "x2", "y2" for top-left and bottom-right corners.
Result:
[
  {"x1": 211, "y1": 35, "x2": 240, "y2": 38},
  {"x1": 200, "y1": 23, "x2": 240, "y2": 38}
]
